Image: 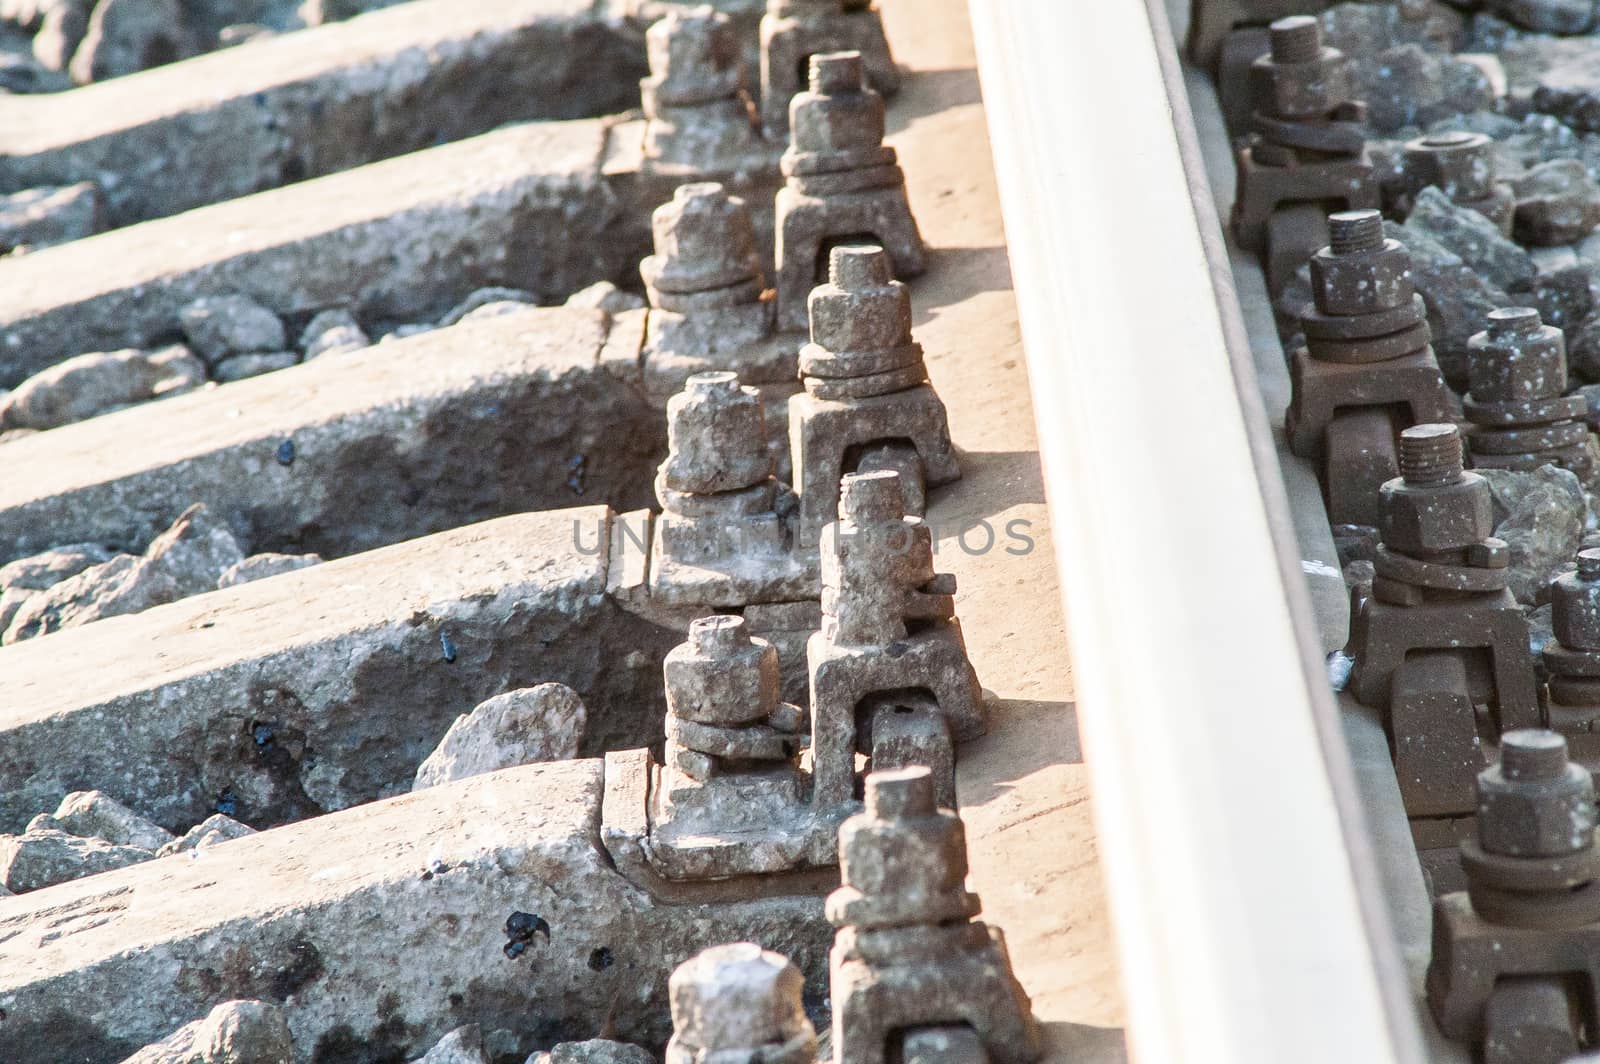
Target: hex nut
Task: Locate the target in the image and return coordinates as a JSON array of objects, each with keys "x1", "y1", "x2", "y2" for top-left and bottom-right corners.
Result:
[
  {"x1": 1378, "y1": 473, "x2": 1494, "y2": 554},
  {"x1": 808, "y1": 247, "x2": 912, "y2": 353},
  {"x1": 1250, "y1": 49, "x2": 1352, "y2": 119},
  {"x1": 663, "y1": 618, "x2": 781, "y2": 726},
  {"x1": 1467, "y1": 314, "x2": 1567, "y2": 404},
  {"x1": 837, "y1": 807, "x2": 969, "y2": 902},
  {"x1": 1554, "y1": 569, "x2": 1600, "y2": 650},
  {"x1": 1310, "y1": 239, "x2": 1414, "y2": 317},
  {"x1": 1478, "y1": 759, "x2": 1596, "y2": 858},
  {"x1": 789, "y1": 85, "x2": 886, "y2": 157}
]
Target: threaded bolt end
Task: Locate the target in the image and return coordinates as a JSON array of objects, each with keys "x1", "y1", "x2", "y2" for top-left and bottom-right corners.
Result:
[
  {"x1": 1500, "y1": 729, "x2": 1570, "y2": 782},
  {"x1": 830, "y1": 244, "x2": 893, "y2": 290},
  {"x1": 1579, "y1": 549, "x2": 1600, "y2": 581},
  {"x1": 839, "y1": 469, "x2": 905, "y2": 523},
  {"x1": 1328, "y1": 209, "x2": 1385, "y2": 256},
  {"x1": 810, "y1": 51, "x2": 862, "y2": 95},
  {"x1": 866, "y1": 766, "x2": 936, "y2": 819},
  {"x1": 1488, "y1": 306, "x2": 1543, "y2": 338},
  {"x1": 689, "y1": 614, "x2": 747, "y2": 656},
  {"x1": 1398, "y1": 423, "x2": 1464, "y2": 486},
  {"x1": 1269, "y1": 15, "x2": 1322, "y2": 64},
  {"x1": 674, "y1": 181, "x2": 727, "y2": 206},
  {"x1": 685, "y1": 370, "x2": 740, "y2": 396}
]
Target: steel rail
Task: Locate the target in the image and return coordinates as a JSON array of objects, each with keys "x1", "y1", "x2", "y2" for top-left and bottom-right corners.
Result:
[{"x1": 967, "y1": 1, "x2": 1429, "y2": 1060}]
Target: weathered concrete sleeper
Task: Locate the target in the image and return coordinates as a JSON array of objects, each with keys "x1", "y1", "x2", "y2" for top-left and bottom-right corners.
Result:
[
  {"x1": 0, "y1": 760, "x2": 830, "y2": 1063},
  {"x1": 0, "y1": 508, "x2": 677, "y2": 834},
  {"x1": 0, "y1": 0, "x2": 646, "y2": 231},
  {"x1": 0, "y1": 309, "x2": 662, "y2": 564},
  {"x1": 0, "y1": 119, "x2": 653, "y2": 388}
]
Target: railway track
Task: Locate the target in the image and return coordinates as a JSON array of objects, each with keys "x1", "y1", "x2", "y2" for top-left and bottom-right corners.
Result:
[
  {"x1": 988, "y1": 0, "x2": 1600, "y2": 1059},
  {"x1": 0, "y1": 2, "x2": 1116, "y2": 1062}
]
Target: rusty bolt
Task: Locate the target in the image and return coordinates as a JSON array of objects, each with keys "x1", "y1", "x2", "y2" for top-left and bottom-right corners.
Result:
[
  {"x1": 1467, "y1": 308, "x2": 1568, "y2": 405},
  {"x1": 1477, "y1": 729, "x2": 1596, "y2": 859},
  {"x1": 643, "y1": 7, "x2": 743, "y2": 109},
  {"x1": 827, "y1": 767, "x2": 975, "y2": 930},
  {"x1": 1378, "y1": 424, "x2": 1494, "y2": 554},
  {"x1": 663, "y1": 615, "x2": 781, "y2": 727},
  {"x1": 1554, "y1": 548, "x2": 1600, "y2": 650},
  {"x1": 660, "y1": 372, "x2": 773, "y2": 495},
  {"x1": 788, "y1": 52, "x2": 886, "y2": 158},
  {"x1": 1403, "y1": 130, "x2": 1497, "y2": 203},
  {"x1": 1248, "y1": 16, "x2": 1353, "y2": 120},
  {"x1": 1310, "y1": 210, "x2": 1416, "y2": 318},
  {"x1": 808, "y1": 245, "x2": 913, "y2": 354},
  {"x1": 643, "y1": 183, "x2": 764, "y2": 295}
]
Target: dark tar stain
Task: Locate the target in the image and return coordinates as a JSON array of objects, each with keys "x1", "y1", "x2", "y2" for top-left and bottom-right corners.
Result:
[{"x1": 503, "y1": 911, "x2": 550, "y2": 960}]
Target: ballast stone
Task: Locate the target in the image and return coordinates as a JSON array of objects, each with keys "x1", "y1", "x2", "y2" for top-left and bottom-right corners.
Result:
[
  {"x1": 4, "y1": 502, "x2": 243, "y2": 644},
  {"x1": 439, "y1": 287, "x2": 537, "y2": 327},
  {"x1": 178, "y1": 294, "x2": 286, "y2": 364},
  {"x1": 31, "y1": 0, "x2": 91, "y2": 70},
  {"x1": 525, "y1": 1040, "x2": 654, "y2": 1064},
  {"x1": 1478, "y1": 465, "x2": 1589, "y2": 606},
  {"x1": 69, "y1": 0, "x2": 194, "y2": 84},
  {"x1": 156, "y1": 814, "x2": 256, "y2": 857},
  {"x1": 118, "y1": 1000, "x2": 292, "y2": 1064},
  {"x1": 0, "y1": 541, "x2": 114, "y2": 590},
  {"x1": 1405, "y1": 186, "x2": 1534, "y2": 292},
  {"x1": 0, "y1": 347, "x2": 201, "y2": 431},
  {"x1": 34, "y1": 789, "x2": 174, "y2": 851},
  {"x1": 411, "y1": 1025, "x2": 489, "y2": 1064},
  {"x1": 299, "y1": 308, "x2": 368, "y2": 359},
  {"x1": 0, "y1": 827, "x2": 153, "y2": 892},
  {"x1": 0, "y1": 541, "x2": 115, "y2": 633},
  {"x1": 212, "y1": 352, "x2": 297, "y2": 382},
  {"x1": 0, "y1": 181, "x2": 99, "y2": 251},
  {"x1": 412, "y1": 683, "x2": 589, "y2": 791},
  {"x1": 216, "y1": 552, "x2": 322, "y2": 589},
  {"x1": 566, "y1": 280, "x2": 648, "y2": 316}
]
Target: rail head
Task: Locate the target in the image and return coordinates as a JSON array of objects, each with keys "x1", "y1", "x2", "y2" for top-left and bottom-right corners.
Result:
[{"x1": 967, "y1": 1, "x2": 1427, "y2": 1060}]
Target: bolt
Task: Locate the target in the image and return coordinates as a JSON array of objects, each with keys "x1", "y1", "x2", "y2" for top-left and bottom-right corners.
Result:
[
  {"x1": 1477, "y1": 729, "x2": 1597, "y2": 859},
  {"x1": 1398, "y1": 424, "x2": 1464, "y2": 487},
  {"x1": 676, "y1": 181, "x2": 723, "y2": 205},
  {"x1": 831, "y1": 244, "x2": 893, "y2": 290},
  {"x1": 686, "y1": 370, "x2": 741, "y2": 397},
  {"x1": 689, "y1": 614, "x2": 747, "y2": 656},
  {"x1": 840, "y1": 469, "x2": 906, "y2": 522},
  {"x1": 1501, "y1": 729, "x2": 1570, "y2": 782},
  {"x1": 867, "y1": 765, "x2": 936, "y2": 819},
  {"x1": 1269, "y1": 15, "x2": 1323, "y2": 64},
  {"x1": 1579, "y1": 549, "x2": 1600, "y2": 581},
  {"x1": 1328, "y1": 209, "x2": 1385, "y2": 256},
  {"x1": 810, "y1": 50, "x2": 863, "y2": 95},
  {"x1": 1487, "y1": 306, "x2": 1543, "y2": 339}
]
